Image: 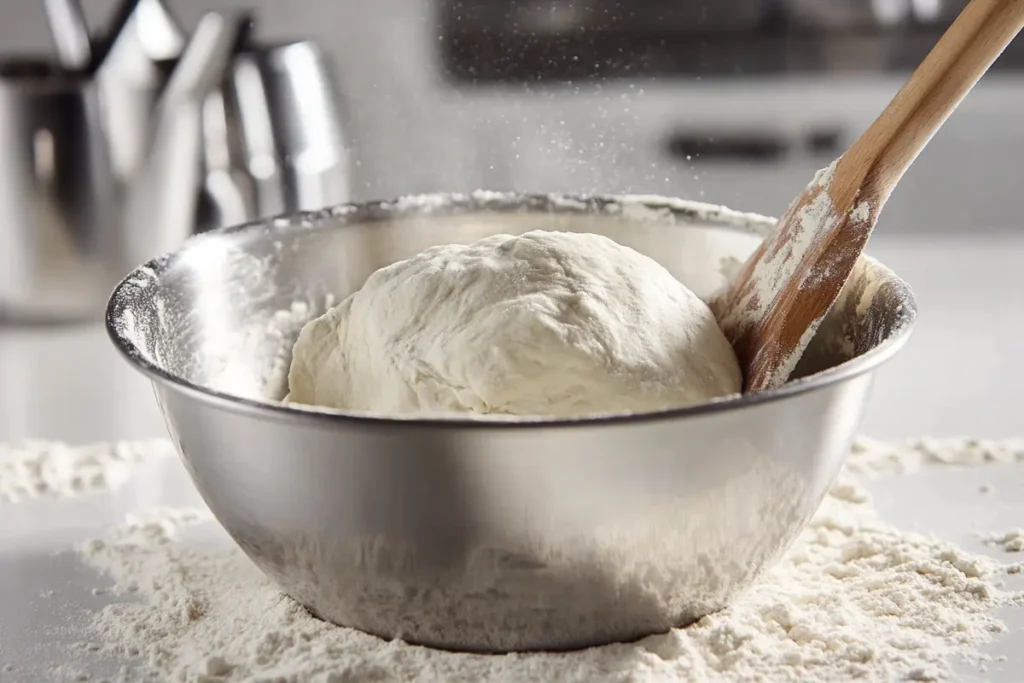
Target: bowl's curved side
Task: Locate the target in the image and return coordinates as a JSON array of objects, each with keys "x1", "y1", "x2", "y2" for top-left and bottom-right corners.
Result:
[
  {"x1": 104, "y1": 191, "x2": 917, "y2": 651},
  {"x1": 153, "y1": 357, "x2": 874, "y2": 651}
]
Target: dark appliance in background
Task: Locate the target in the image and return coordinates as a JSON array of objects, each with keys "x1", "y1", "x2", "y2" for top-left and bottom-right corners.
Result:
[
  {"x1": 440, "y1": 0, "x2": 1024, "y2": 82},
  {"x1": 435, "y1": 0, "x2": 1024, "y2": 234}
]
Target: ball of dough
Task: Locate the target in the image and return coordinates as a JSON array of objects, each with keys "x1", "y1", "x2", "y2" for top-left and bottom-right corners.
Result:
[{"x1": 287, "y1": 230, "x2": 741, "y2": 417}]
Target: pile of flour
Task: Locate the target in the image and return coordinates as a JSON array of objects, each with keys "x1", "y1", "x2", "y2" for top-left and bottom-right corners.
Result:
[
  {"x1": 0, "y1": 439, "x2": 173, "y2": 503},
  {"x1": 75, "y1": 436, "x2": 1023, "y2": 682}
]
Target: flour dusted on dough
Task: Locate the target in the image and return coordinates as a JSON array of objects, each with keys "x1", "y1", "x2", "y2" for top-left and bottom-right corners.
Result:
[{"x1": 287, "y1": 230, "x2": 741, "y2": 417}]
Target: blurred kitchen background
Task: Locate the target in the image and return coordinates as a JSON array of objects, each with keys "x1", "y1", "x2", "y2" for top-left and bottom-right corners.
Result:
[
  {"x1": 3, "y1": 0, "x2": 1023, "y2": 232},
  {"x1": 0, "y1": 0, "x2": 1021, "y2": 442}
]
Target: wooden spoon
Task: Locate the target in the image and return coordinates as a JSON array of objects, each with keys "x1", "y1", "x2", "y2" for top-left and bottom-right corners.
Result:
[{"x1": 711, "y1": 0, "x2": 1024, "y2": 393}]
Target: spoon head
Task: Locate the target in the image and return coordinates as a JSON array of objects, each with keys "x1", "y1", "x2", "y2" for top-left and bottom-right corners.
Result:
[{"x1": 711, "y1": 159, "x2": 878, "y2": 393}]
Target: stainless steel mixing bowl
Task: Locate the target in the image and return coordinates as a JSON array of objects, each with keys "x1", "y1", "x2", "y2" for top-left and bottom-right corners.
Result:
[{"x1": 106, "y1": 192, "x2": 916, "y2": 652}]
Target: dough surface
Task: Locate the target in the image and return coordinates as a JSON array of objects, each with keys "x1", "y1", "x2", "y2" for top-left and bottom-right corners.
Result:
[{"x1": 287, "y1": 230, "x2": 741, "y2": 417}]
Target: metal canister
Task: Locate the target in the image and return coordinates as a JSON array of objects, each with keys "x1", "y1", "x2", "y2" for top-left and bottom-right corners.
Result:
[
  {"x1": 198, "y1": 39, "x2": 350, "y2": 231},
  {"x1": 0, "y1": 59, "x2": 120, "y2": 322}
]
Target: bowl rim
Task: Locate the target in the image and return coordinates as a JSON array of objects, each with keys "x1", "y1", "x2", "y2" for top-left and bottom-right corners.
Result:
[{"x1": 105, "y1": 191, "x2": 918, "y2": 431}]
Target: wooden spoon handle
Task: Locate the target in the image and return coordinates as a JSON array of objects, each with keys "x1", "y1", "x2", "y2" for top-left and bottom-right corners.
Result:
[{"x1": 833, "y1": 0, "x2": 1024, "y2": 209}]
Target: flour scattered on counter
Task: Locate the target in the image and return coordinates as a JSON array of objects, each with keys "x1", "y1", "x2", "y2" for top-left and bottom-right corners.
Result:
[
  {"x1": 0, "y1": 440, "x2": 174, "y2": 503},
  {"x1": 983, "y1": 529, "x2": 1024, "y2": 553},
  {"x1": 845, "y1": 435, "x2": 1024, "y2": 477},
  {"x1": 75, "y1": 438, "x2": 1024, "y2": 683}
]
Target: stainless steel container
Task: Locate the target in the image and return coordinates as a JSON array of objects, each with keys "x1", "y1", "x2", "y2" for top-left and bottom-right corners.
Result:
[
  {"x1": 106, "y1": 193, "x2": 916, "y2": 652},
  {"x1": 0, "y1": 60, "x2": 119, "y2": 321},
  {"x1": 0, "y1": 14, "x2": 241, "y2": 322},
  {"x1": 194, "y1": 39, "x2": 351, "y2": 233},
  {"x1": 94, "y1": 0, "x2": 185, "y2": 181},
  {"x1": 224, "y1": 40, "x2": 350, "y2": 219}
]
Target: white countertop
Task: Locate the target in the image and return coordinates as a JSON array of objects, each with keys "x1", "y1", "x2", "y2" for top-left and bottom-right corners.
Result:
[{"x1": 0, "y1": 232, "x2": 1021, "y2": 681}]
